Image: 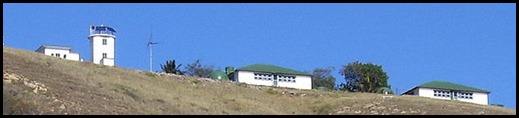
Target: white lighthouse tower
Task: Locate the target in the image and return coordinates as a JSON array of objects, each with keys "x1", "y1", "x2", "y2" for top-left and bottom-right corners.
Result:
[{"x1": 88, "y1": 25, "x2": 116, "y2": 66}]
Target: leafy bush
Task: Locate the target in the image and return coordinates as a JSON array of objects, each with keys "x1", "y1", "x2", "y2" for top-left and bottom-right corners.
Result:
[
  {"x1": 313, "y1": 104, "x2": 334, "y2": 115},
  {"x1": 160, "y1": 60, "x2": 183, "y2": 75},
  {"x1": 144, "y1": 72, "x2": 157, "y2": 78},
  {"x1": 266, "y1": 88, "x2": 280, "y2": 95}
]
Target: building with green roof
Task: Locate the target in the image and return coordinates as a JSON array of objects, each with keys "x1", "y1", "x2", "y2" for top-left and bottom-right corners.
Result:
[
  {"x1": 233, "y1": 64, "x2": 312, "y2": 90},
  {"x1": 402, "y1": 81, "x2": 490, "y2": 105}
]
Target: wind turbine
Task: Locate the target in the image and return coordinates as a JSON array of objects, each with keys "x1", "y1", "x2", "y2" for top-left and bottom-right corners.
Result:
[{"x1": 147, "y1": 27, "x2": 158, "y2": 72}]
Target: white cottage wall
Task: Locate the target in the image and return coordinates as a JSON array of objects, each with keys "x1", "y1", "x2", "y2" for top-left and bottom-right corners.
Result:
[
  {"x1": 41, "y1": 49, "x2": 79, "y2": 61},
  {"x1": 235, "y1": 71, "x2": 275, "y2": 86},
  {"x1": 469, "y1": 92, "x2": 489, "y2": 105},
  {"x1": 235, "y1": 71, "x2": 312, "y2": 90},
  {"x1": 418, "y1": 88, "x2": 489, "y2": 105},
  {"x1": 417, "y1": 88, "x2": 452, "y2": 100}
]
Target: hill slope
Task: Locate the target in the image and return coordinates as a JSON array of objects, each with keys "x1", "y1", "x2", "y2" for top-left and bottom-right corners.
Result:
[{"x1": 3, "y1": 47, "x2": 516, "y2": 115}]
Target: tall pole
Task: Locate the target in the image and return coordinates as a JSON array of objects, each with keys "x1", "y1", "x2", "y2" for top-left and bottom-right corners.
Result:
[
  {"x1": 148, "y1": 26, "x2": 157, "y2": 72},
  {"x1": 149, "y1": 43, "x2": 153, "y2": 72},
  {"x1": 149, "y1": 29, "x2": 153, "y2": 72}
]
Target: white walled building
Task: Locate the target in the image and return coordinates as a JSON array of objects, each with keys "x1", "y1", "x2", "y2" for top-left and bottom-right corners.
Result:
[
  {"x1": 233, "y1": 64, "x2": 312, "y2": 90},
  {"x1": 402, "y1": 81, "x2": 490, "y2": 105},
  {"x1": 35, "y1": 45, "x2": 81, "y2": 61},
  {"x1": 88, "y1": 25, "x2": 116, "y2": 66}
]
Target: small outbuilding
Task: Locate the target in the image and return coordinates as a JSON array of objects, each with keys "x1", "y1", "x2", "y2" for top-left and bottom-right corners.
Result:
[
  {"x1": 35, "y1": 45, "x2": 81, "y2": 61},
  {"x1": 376, "y1": 87, "x2": 393, "y2": 95},
  {"x1": 233, "y1": 64, "x2": 312, "y2": 90},
  {"x1": 208, "y1": 70, "x2": 229, "y2": 80},
  {"x1": 401, "y1": 81, "x2": 490, "y2": 105}
]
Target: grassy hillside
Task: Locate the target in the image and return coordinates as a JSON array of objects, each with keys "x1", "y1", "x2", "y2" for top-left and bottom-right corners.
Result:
[{"x1": 3, "y1": 47, "x2": 516, "y2": 115}]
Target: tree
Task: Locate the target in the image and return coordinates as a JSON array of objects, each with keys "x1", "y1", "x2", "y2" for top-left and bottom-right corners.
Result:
[
  {"x1": 338, "y1": 61, "x2": 390, "y2": 93},
  {"x1": 183, "y1": 59, "x2": 214, "y2": 77},
  {"x1": 336, "y1": 83, "x2": 347, "y2": 91},
  {"x1": 311, "y1": 67, "x2": 336, "y2": 90},
  {"x1": 160, "y1": 60, "x2": 183, "y2": 75}
]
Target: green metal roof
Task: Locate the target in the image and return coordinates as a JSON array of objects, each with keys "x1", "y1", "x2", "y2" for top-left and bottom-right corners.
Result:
[
  {"x1": 208, "y1": 70, "x2": 229, "y2": 80},
  {"x1": 417, "y1": 81, "x2": 490, "y2": 93},
  {"x1": 236, "y1": 64, "x2": 311, "y2": 76},
  {"x1": 376, "y1": 87, "x2": 393, "y2": 94}
]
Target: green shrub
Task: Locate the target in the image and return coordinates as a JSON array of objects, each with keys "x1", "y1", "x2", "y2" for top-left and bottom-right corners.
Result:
[
  {"x1": 144, "y1": 72, "x2": 157, "y2": 78},
  {"x1": 237, "y1": 83, "x2": 248, "y2": 87},
  {"x1": 313, "y1": 104, "x2": 334, "y2": 115},
  {"x1": 266, "y1": 88, "x2": 280, "y2": 95},
  {"x1": 191, "y1": 79, "x2": 201, "y2": 85},
  {"x1": 3, "y1": 91, "x2": 39, "y2": 115}
]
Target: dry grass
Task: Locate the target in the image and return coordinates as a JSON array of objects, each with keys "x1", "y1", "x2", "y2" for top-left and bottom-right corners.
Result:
[{"x1": 3, "y1": 47, "x2": 516, "y2": 115}]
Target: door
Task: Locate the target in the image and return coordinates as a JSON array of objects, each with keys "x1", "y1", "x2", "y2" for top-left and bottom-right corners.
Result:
[
  {"x1": 273, "y1": 75, "x2": 278, "y2": 87},
  {"x1": 451, "y1": 91, "x2": 458, "y2": 100}
]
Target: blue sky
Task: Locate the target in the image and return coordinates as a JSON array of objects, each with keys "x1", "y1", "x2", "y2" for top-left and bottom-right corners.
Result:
[{"x1": 3, "y1": 3, "x2": 516, "y2": 109}]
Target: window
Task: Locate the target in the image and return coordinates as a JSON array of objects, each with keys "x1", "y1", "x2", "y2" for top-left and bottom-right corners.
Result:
[
  {"x1": 434, "y1": 90, "x2": 450, "y2": 98},
  {"x1": 102, "y1": 53, "x2": 107, "y2": 58},
  {"x1": 64, "y1": 54, "x2": 67, "y2": 59},
  {"x1": 56, "y1": 53, "x2": 60, "y2": 57},
  {"x1": 102, "y1": 39, "x2": 107, "y2": 45},
  {"x1": 275, "y1": 75, "x2": 296, "y2": 83},
  {"x1": 51, "y1": 53, "x2": 54, "y2": 56},
  {"x1": 252, "y1": 73, "x2": 298, "y2": 82},
  {"x1": 456, "y1": 92, "x2": 473, "y2": 99},
  {"x1": 254, "y1": 73, "x2": 273, "y2": 81}
]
